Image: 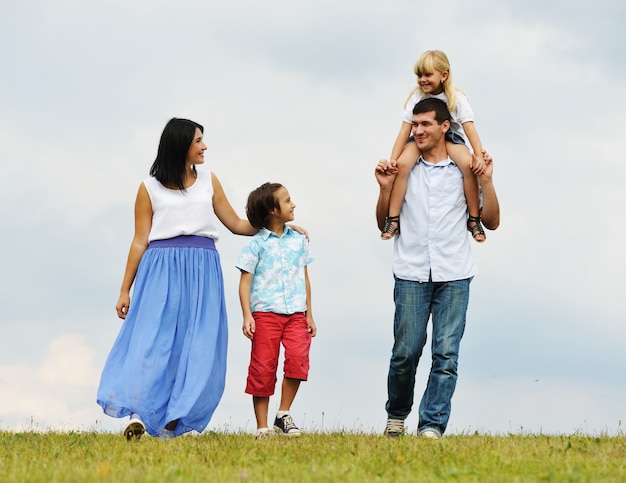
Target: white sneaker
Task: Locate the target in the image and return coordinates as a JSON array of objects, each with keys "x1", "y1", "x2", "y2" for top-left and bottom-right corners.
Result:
[
  {"x1": 420, "y1": 429, "x2": 441, "y2": 439},
  {"x1": 158, "y1": 429, "x2": 176, "y2": 440},
  {"x1": 124, "y1": 417, "x2": 146, "y2": 441},
  {"x1": 384, "y1": 418, "x2": 405, "y2": 438}
]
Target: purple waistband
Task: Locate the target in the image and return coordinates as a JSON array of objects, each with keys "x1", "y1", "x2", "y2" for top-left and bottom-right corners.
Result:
[{"x1": 148, "y1": 235, "x2": 216, "y2": 250}]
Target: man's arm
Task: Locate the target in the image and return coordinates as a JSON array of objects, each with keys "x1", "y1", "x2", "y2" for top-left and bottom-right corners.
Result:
[
  {"x1": 477, "y1": 153, "x2": 500, "y2": 230},
  {"x1": 375, "y1": 160, "x2": 397, "y2": 231}
]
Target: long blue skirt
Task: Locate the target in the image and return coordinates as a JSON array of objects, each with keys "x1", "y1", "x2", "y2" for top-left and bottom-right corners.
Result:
[{"x1": 97, "y1": 235, "x2": 228, "y2": 437}]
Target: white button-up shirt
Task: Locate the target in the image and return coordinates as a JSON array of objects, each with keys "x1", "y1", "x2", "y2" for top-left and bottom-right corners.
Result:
[{"x1": 393, "y1": 156, "x2": 476, "y2": 282}]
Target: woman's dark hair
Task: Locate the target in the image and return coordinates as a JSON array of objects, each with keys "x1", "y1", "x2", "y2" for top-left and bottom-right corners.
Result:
[
  {"x1": 245, "y1": 182, "x2": 284, "y2": 230},
  {"x1": 150, "y1": 118, "x2": 203, "y2": 190}
]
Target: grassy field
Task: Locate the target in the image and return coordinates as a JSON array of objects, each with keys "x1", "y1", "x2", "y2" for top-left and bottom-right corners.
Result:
[{"x1": 1, "y1": 430, "x2": 625, "y2": 482}]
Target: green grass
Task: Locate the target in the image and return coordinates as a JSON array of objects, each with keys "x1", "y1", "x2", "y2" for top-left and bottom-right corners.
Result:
[{"x1": 1, "y1": 430, "x2": 625, "y2": 482}]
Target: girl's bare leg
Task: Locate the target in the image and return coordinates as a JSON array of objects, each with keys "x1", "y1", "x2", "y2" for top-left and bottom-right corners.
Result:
[
  {"x1": 448, "y1": 142, "x2": 485, "y2": 242},
  {"x1": 381, "y1": 141, "x2": 420, "y2": 239}
]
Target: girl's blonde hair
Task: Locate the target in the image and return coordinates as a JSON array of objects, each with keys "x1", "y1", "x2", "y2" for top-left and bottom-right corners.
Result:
[{"x1": 404, "y1": 50, "x2": 464, "y2": 112}]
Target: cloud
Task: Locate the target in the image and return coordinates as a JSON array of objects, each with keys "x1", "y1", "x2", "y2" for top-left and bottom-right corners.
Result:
[{"x1": 0, "y1": 333, "x2": 106, "y2": 431}]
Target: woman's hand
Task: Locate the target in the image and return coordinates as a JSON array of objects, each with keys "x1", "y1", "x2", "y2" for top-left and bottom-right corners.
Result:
[{"x1": 116, "y1": 292, "x2": 131, "y2": 319}]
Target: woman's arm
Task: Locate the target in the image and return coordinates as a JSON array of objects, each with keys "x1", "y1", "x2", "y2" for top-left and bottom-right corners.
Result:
[
  {"x1": 211, "y1": 173, "x2": 258, "y2": 235},
  {"x1": 116, "y1": 183, "x2": 153, "y2": 319},
  {"x1": 212, "y1": 173, "x2": 309, "y2": 238}
]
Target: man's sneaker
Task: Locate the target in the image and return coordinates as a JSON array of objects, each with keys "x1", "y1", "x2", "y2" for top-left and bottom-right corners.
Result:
[
  {"x1": 273, "y1": 414, "x2": 301, "y2": 436},
  {"x1": 157, "y1": 429, "x2": 176, "y2": 440},
  {"x1": 124, "y1": 417, "x2": 146, "y2": 441},
  {"x1": 419, "y1": 428, "x2": 441, "y2": 439},
  {"x1": 255, "y1": 428, "x2": 271, "y2": 440},
  {"x1": 384, "y1": 418, "x2": 405, "y2": 438}
]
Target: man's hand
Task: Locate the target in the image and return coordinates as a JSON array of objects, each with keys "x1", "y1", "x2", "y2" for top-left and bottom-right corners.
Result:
[
  {"x1": 477, "y1": 149, "x2": 500, "y2": 230},
  {"x1": 471, "y1": 151, "x2": 487, "y2": 175},
  {"x1": 375, "y1": 159, "x2": 397, "y2": 231},
  {"x1": 375, "y1": 159, "x2": 398, "y2": 190},
  {"x1": 477, "y1": 149, "x2": 493, "y2": 183}
]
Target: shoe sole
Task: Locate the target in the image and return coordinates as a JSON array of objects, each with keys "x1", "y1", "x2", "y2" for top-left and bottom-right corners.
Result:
[
  {"x1": 384, "y1": 431, "x2": 402, "y2": 438},
  {"x1": 124, "y1": 421, "x2": 145, "y2": 441},
  {"x1": 273, "y1": 426, "x2": 301, "y2": 437}
]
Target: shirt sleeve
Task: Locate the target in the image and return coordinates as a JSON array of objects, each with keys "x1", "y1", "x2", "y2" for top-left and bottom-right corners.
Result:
[
  {"x1": 453, "y1": 91, "x2": 474, "y2": 125},
  {"x1": 235, "y1": 238, "x2": 260, "y2": 274},
  {"x1": 401, "y1": 91, "x2": 423, "y2": 124}
]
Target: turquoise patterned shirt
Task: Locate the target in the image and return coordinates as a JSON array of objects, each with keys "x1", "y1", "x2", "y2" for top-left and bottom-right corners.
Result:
[{"x1": 236, "y1": 226, "x2": 313, "y2": 315}]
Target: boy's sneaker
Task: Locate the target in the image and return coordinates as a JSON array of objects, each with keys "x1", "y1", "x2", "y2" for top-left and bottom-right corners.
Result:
[
  {"x1": 273, "y1": 414, "x2": 301, "y2": 436},
  {"x1": 255, "y1": 428, "x2": 271, "y2": 440},
  {"x1": 384, "y1": 418, "x2": 405, "y2": 438},
  {"x1": 124, "y1": 417, "x2": 146, "y2": 441}
]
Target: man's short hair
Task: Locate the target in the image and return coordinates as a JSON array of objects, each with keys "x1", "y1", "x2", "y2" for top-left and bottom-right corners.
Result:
[{"x1": 412, "y1": 97, "x2": 451, "y2": 125}]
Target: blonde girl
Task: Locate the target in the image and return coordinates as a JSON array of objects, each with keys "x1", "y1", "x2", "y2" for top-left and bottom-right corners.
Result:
[{"x1": 381, "y1": 50, "x2": 486, "y2": 242}]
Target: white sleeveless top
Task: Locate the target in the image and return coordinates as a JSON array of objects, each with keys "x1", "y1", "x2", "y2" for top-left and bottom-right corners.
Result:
[{"x1": 143, "y1": 170, "x2": 220, "y2": 242}]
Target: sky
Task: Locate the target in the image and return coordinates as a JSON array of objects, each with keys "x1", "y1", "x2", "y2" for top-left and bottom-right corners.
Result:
[{"x1": 1, "y1": 0, "x2": 625, "y2": 436}]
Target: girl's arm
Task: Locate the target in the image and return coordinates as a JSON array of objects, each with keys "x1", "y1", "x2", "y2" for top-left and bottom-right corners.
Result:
[
  {"x1": 462, "y1": 121, "x2": 486, "y2": 174},
  {"x1": 116, "y1": 183, "x2": 153, "y2": 319},
  {"x1": 239, "y1": 271, "x2": 256, "y2": 339},
  {"x1": 304, "y1": 266, "x2": 316, "y2": 337},
  {"x1": 211, "y1": 173, "x2": 258, "y2": 235},
  {"x1": 389, "y1": 122, "x2": 413, "y2": 167}
]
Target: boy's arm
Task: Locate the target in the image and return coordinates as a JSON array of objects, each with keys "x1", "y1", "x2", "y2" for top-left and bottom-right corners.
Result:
[
  {"x1": 304, "y1": 266, "x2": 316, "y2": 337},
  {"x1": 239, "y1": 271, "x2": 256, "y2": 339}
]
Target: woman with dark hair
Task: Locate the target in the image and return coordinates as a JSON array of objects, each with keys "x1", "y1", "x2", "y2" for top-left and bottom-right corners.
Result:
[{"x1": 97, "y1": 118, "x2": 263, "y2": 440}]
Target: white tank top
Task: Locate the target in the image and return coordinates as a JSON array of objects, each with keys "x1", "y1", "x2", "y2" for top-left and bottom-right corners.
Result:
[{"x1": 143, "y1": 169, "x2": 220, "y2": 242}]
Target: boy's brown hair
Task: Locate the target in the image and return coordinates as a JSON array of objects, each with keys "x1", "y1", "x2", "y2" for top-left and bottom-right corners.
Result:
[{"x1": 245, "y1": 182, "x2": 284, "y2": 230}]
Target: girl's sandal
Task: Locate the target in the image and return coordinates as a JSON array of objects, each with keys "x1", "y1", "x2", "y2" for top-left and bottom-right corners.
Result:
[
  {"x1": 467, "y1": 215, "x2": 486, "y2": 243},
  {"x1": 381, "y1": 215, "x2": 400, "y2": 240}
]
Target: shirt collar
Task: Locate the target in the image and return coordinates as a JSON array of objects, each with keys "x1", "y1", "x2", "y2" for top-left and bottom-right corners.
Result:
[
  {"x1": 419, "y1": 155, "x2": 455, "y2": 167},
  {"x1": 259, "y1": 225, "x2": 293, "y2": 240}
]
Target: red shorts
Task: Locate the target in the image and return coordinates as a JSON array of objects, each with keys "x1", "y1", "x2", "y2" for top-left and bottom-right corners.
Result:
[{"x1": 245, "y1": 312, "x2": 312, "y2": 397}]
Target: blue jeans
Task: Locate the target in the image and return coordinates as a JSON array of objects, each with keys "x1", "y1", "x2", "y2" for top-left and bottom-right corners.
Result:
[{"x1": 386, "y1": 277, "x2": 471, "y2": 435}]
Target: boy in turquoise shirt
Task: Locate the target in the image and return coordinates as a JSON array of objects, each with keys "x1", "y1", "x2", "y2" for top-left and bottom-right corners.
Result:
[{"x1": 236, "y1": 182, "x2": 316, "y2": 438}]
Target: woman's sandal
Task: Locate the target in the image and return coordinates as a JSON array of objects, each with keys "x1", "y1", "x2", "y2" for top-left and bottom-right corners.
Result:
[
  {"x1": 381, "y1": 215, "x2": 400, "y2": 240},
  {"x1": 467, "y1": 215, "x2": 486, "y2": 243}
]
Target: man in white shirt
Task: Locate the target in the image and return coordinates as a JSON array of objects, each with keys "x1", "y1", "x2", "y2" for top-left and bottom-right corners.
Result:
[{"x1": 375, "y1": 97, "x2": 500, "y2": 439}]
